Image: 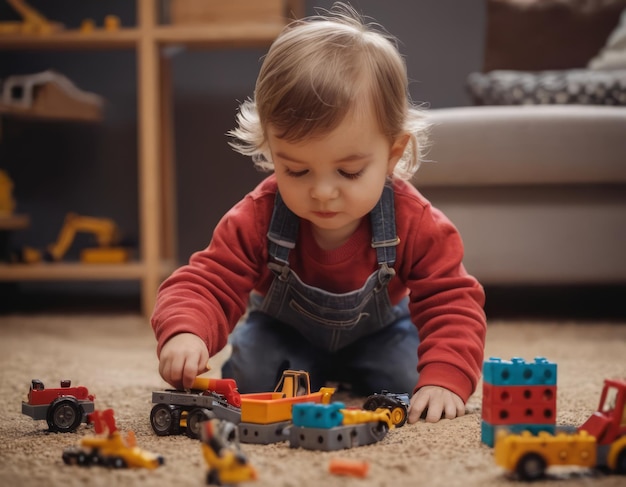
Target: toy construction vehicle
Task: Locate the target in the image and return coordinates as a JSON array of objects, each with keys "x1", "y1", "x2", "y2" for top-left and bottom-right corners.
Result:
[
  {"x1": 363, "y1": 390, "x2": 410, "y2": 427},
  {"x1": 200, "y1": 418, "x2": 257, "y2": 486},
  {"x1": 0, "y1": 0, "x2": 63, "y2": 34},
  {"x1": 62, "y1": 409, "x2": 164, "y2": 469},
  {"x1": 494, "y1": 378, "x2": 626, "y2": 480},
  {"x1": 151, "y1": 378, "x2": 243, "y2": 439},
  {"x1": 19, "y1": 212, "x2": 130, "y2": 264},
  {"x1": 21, "y1": 379, "x2": 95, "y2": 433},
  {"x1": 150, "y1": 370, "x2": 335, "y2": 444}
]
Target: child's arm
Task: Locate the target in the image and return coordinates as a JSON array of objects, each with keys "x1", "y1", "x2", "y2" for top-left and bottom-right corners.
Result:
[
  {"x1": 158, "y1": 333, "x2": 210, "y2": 390},
  {"x1": 407, "y1": 385, "x2": 465, "y2": 423}
]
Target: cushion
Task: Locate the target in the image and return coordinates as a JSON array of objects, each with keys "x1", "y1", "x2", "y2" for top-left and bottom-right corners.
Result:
[
  {"x1": 467, "y1": 69, "x2": 626, "y2": 105},
  {"x1": 588, "y1": 8, "x2": 626, "y2": 69},
  {"x1": 484, "y1": 0, "x2": 626, "y2": 72}
]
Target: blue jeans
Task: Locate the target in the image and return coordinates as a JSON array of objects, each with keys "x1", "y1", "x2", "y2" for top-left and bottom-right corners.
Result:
[{"x1": 222, "y1": 304, "x2": 419, "y2": 396}]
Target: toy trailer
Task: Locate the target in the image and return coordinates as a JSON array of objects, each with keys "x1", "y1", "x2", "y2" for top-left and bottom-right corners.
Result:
[{"x1": 21, "y1": 379, "x2": 95, "y2": 432}]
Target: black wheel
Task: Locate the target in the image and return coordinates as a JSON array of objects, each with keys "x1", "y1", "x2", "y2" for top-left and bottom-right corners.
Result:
[
  {"x1": 47, "y1": 397, "x2": 82, "y2": 433},
  {"x1": 150, "y1": 403, "x2": 181, "y2": 436},
  {"x1": 207, "y1": 469, "x2": 221, "y2": 485},
  {"x1": 615, "y1": 447, "x2": 626, "y2": 474},
  {"x1": 111, "y1": 457, "x2": 127, "y2": 469},
  {"x1": 363, "y1": 395, "x2": 386, "y2": 411},
  {"x1": 516, "y1": 453, "x2": 547, "y2": 481},
  {"x1": 62, "y1": 448, "x2": 79, "y2": 465},
  {"x1": 186, "y1": 408, "x2": 214, "y2": 439}
]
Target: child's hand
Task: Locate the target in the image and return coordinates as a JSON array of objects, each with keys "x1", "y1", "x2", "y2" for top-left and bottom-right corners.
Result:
[
  {"x1": 408, "y1": 385, "x2": 465, "y2": 423},
  {"x1": 158, "y1": 333, "x2": 210, "y2": 390}
]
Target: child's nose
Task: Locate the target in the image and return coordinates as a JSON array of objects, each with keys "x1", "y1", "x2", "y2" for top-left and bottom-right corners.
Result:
[{"x1": 310, "y1": 178, "x2": 338, "y2": 201}]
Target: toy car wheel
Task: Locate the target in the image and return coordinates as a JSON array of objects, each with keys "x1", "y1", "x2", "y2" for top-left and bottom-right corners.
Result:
[
  {"x1": 363, "y1": 395, "x2": 386, "y2": 411},
  {"x1": 47, "y1": 397, "x2": 83, "y2": 433},
  {"x1": 62, "y1": 448, "x2": 79, "y2": 465},
  {"x1": 390, "y1": 406, "x2": 407, "y2": 427},
  {"x1": 516, "y1": 453, "x2": 547, "y2": 481},
  {"x1": 150, "y1": 403, "x2": 181, "y2": 436},
  {"x1": 186, "y1": 408, "x2": 214, "y2": 440},
  {"x1": 110, "y1": 457, "x2": 127, "y2": 469},
  {"x1": 207, "y1": 469, "x2": 221, "y2": 485}
]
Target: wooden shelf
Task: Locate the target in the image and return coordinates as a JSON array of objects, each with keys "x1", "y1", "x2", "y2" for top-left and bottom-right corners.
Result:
[
  {"x1": 0, "y1": 0, "x2": 294, "y2": 315},
  {"x1": 0, "y1": 28, "x2": 141, "y2": 50},
  {"x1": 0, "y1": 260, "x2": 176, "y2": 281},
  {"x1": 0, "y1": 23, "x2": 285, "y2": 51},
  {"x1": 153, "y1": 22, "x2": 285, "y2": 48},
  {"x1": 0, "y1": 214, "x2": 29, "y2": 230}
]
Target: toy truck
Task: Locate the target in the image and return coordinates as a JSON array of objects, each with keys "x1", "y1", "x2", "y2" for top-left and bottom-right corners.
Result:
[
  {"x1": 150, "y1": 378, "x2": 242, "y2": 439},
  {"x1": 150, "y1": 370, "x2": 335, "y2": 444},
  {"x1": 494, "y1": 378, "x2": 626, "y2": 480},
  {"x1": 21, "y1": 379, "x2": 95, "y2": 432}
]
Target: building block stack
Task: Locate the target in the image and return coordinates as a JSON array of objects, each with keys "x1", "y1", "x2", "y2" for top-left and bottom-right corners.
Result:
[{"x1": 481, "y1": 357, "x2": 557, "y2": 447}]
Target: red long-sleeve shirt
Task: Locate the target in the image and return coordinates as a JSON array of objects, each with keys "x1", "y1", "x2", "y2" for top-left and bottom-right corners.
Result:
[{"x1": 151, "y1": 176, "x2": 486, "y2": 401}]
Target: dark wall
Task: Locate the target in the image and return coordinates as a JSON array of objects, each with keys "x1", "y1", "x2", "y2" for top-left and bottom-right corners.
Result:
[{"x1": 0, "y1": 1, "x2": 485, "y2": 293}]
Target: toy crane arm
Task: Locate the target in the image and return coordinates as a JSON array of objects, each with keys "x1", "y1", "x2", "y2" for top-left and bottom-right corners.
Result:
[{"x1": 2, "y1": 0, "x2": 63, "y2": 33}]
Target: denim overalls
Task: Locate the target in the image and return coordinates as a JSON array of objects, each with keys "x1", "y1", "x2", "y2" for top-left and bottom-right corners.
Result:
[{"x1": 222, "y1": 185, "x2": 419, "y2": 394}]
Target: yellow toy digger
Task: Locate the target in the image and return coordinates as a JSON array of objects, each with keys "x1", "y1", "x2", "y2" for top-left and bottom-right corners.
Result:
[
  {"x1": 19, "y1": 212, "x2": 130, "y2": 264},
  {"x1": 200, "y1": 418, "x2": 257, "y2": 485}
]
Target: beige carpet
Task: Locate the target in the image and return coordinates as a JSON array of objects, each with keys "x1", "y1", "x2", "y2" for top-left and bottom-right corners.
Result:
[{"x1": 1, "y1": 315, "x2": 625, "y2": 487}]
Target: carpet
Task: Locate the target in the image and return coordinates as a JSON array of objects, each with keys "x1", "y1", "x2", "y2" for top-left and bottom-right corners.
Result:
[{"x1": 0, "y1": 315, "x2": 625, "y2": 487}]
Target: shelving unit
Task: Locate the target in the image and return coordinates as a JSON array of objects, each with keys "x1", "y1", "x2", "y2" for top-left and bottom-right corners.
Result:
[{"x1": 0, "y1": 0, "x2": 300, "y2": 316}]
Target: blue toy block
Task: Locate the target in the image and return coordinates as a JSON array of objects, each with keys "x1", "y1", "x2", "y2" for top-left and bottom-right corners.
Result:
[
  {"x1": 292, "y1": 402, "x2": 344, "y2": 429},
  {"x1": 481, "y1": 420, "x2": 556, "y2": 447},
  {"x1": 483, "y1": 357, "x2": 557, "y2": 386}
]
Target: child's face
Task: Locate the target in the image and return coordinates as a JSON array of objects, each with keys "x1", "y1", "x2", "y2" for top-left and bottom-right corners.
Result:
[{"x1": 269, "y1": 105, "x2": 408, "y2": 249}]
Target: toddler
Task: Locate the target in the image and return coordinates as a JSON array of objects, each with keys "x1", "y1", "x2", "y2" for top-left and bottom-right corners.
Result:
[{"x1": 151, "y1": 2, "x2": 486, "y2": 423}]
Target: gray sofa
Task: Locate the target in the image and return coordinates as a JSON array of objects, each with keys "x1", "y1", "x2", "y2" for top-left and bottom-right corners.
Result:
[
  {"x1": 416, "y1": 105, "x2": 626, "y2": 285},
  {"x1": 413, "y1": 0, "x2": 626, "y2": 286}
]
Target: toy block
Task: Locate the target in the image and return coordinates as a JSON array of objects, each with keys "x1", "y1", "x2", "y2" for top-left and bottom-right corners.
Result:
[
  {"x1": 481, "y1": 420, "x2": 556, "y2": 447},
  {"x1": 482, "y1": 402, "x2": 556, "y2": 425},
  {"x1": 482, "y1": 383, "x2": 557, "y2": 424},
  {"x1": 288, "y1": 422, "x2": 388, "y2": 451},
  {"x1": 483, "y1": 357, "x2": 557, "y2": 386},
  {"x1": 238, "y1": 420, "x2": 291, "y2": 444},
  {"x1": 292, "y1": 402, "x2": 344, "y2": 429},
  {"x1": 483, "y1": 383, "x2": 557, "y2": 406}
]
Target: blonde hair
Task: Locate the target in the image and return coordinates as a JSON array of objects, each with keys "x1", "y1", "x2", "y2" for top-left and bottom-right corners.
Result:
[{"x1": 228, "y1": 2, "x2": 429, "y2": 180}]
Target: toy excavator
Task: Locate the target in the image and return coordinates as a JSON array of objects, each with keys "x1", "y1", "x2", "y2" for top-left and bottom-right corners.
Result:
[
  {"x1": 19, "y1": 212, "x2": 130, "y2": 264},
  {"x1": 0, "y1": 0, "x2": 63, "y2": 34}
]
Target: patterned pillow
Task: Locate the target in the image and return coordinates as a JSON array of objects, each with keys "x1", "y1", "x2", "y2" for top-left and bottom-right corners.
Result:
[{"x1": 467, "y1": 69, "x2": 626, "y2": 105}]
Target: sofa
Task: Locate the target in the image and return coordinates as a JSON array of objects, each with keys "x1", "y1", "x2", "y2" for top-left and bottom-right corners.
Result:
[{"x1": 415, "y1": 0, "x2": 626, "y2": 286}]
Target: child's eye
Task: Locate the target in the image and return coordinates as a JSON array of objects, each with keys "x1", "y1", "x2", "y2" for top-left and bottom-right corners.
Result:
[
  {"x1": 338, "y1": 169, "x2": 364, "y2": 180},
  {"x1": 285, "y1": 168, "x2": 308, "y2": 178}
]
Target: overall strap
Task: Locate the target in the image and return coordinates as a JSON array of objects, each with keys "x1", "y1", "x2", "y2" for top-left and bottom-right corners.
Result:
[
  {"x1": 267, "y1": 191, "x2": 299, "y2": 264},
  {"x1": 267, "y1": 185, "x2": 398, "y2": 266},
  {"x1": 370, "y1": 184, "x2": 399, "y2": 266}
]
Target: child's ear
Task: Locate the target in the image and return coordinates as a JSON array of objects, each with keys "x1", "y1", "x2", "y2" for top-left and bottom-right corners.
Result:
[{"x1": 387, "y1": 133, "x2": 411, "y2": 175}]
